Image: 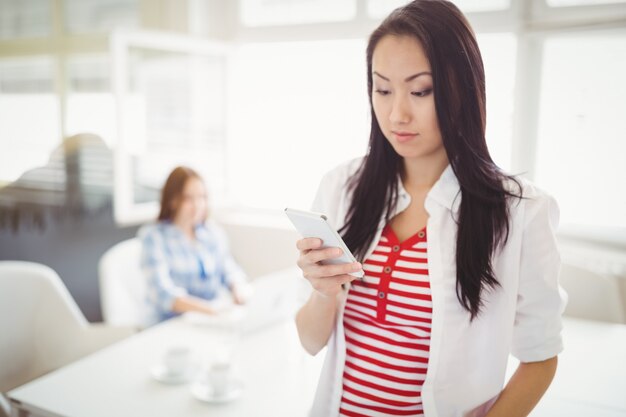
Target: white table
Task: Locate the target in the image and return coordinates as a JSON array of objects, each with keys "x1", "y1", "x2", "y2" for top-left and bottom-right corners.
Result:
[
  {"x1": 8, "y1": 316, "x2": 324, "y2": 417},
  {"x1": 8, "y1": 317, "x2": 626, "y2": 417}
]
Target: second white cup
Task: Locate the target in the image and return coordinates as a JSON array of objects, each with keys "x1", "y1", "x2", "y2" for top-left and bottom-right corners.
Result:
[{"x1": 163, "y1": 346, "x2": 191, "y2": 375}]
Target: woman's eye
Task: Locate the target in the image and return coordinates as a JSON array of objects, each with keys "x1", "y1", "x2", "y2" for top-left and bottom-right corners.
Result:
[
  {"x1": 374, "y1": 89, "x2": 390, "y2": 96},
  {"x1": 412, "y1": 88, "x2": 433, "y2": 97}
]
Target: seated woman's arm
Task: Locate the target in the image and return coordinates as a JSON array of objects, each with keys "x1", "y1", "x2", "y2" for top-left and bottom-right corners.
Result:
[
  {"x1": 171, "y1": 295, "x2": 216, "y2": 315},
  {"x1": 210, "y1": 222, "x2": 250, "y2": 303}
]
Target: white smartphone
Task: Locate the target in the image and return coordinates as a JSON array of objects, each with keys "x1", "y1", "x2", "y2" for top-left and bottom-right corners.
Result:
[{"x1": 284, "y1": 207, "x2": 364, "y2": 278}]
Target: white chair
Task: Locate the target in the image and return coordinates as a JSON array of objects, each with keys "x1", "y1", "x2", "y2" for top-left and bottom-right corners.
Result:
[
  {"x1": 98, "y1": 238, "x2": 154, "y2": 329},
  {"x1": 560, "y1": 263, "x2": 625, "y2": 323},
  {"x1": 0, "y1": 261, "x2": 133, "y2": 414},
  {"x1": 0, "y1": 395, "x2": 9, "y2": 417}
]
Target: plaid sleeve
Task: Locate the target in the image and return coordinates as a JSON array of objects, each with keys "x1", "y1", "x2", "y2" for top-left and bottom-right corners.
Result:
[{"x1": 139, "y1": 226, "x2": 188, "y2": 314}]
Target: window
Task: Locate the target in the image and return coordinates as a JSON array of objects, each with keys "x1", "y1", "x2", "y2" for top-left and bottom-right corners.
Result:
[
  {"x1": 453, "y1": 0, "x2": 511, "y2": 12},
  {"x1": 111, "y1": 32, "x2": 230, "y2": 224},
  {"x1": 66, "y1": 55, "x2": 116, "y2": 147},
  {"x1": 228, "y1": 0, "x2": 626, "y2": 246},
  {"x1": 0, "y1": 0, "x2": 51, "y2": 39},
  {"x1": 228, "y1": 39, "x2": 369, "y2": 210},
  {"x1": 535, "y1": 32, "x2": 626, "y2": 233},
  {"x1": 226, "y1": 33, "x2": 517, "y2": 211},
  {"x1": 366, "y1": 0, "x2": 409, "y2": 18},
  {"x1": 478, "y1": 33, "x2": 517, "y2": 171},
  {"x1": 546, "y1": 0, "x2": 625, "y2": 6},
  {"x1": 63, "y1": 0, "x2": 139, "y2": 34},
  {"x1": 1, "y1": 0, "x2": 623, "y2": 243},
  {"x1": 367, "y1": 0, "x2": 511, "y2": 18},
  {"x1": 124, "y1": 49, "x2": 227, "y2": 202},
  {"x1": 240, "y1": 0, "x2": 356, "y2": 27},
  {"x1": 0, "y1": 57, "x2": 60, "y2": 183}
]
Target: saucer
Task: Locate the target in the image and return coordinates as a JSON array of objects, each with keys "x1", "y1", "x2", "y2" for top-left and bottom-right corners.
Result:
[
  {"x1": 150, "y1": 364, "x2": 196, "y2": 384},
  {"x1": 190, "y1": 379, "x2": 244, "y2": 403}
]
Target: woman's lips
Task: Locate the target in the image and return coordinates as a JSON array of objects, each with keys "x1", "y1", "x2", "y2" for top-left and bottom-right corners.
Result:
[{"x1": 392, "y1": 131, "x2": 418, "y2": 143}]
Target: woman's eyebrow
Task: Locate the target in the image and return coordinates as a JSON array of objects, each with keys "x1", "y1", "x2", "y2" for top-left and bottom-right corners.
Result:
[{"x1": 373, "y1": 71, "x2": 432, "y2": 82}]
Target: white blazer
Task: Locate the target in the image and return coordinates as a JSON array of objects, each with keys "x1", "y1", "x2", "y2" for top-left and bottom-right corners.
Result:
[{"x1": 307, "y1": 158, "x2": 567, "y2": 417}]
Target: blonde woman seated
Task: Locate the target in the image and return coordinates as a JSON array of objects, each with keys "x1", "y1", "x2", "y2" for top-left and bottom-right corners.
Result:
[{"x1": 138, "y1": 166, "x2": 247, "y2": 324}]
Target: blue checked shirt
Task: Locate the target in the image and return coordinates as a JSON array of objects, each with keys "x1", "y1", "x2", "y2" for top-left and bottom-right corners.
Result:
[{"x1": 138, "y1": 220, "x2": 247, "y2": 322}]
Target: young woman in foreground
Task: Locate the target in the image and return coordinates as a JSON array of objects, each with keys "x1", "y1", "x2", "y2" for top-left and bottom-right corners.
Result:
[{"x1": 295, "y1": 1, "x2": 566, "y2": 416}]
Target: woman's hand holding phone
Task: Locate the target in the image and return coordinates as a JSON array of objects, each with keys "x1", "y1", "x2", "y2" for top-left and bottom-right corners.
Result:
[
  {"x1": 296, "y1": 237, "x2": 362, "y2": 299},
  {"x1": 288, "y1": 208, "x2": 364, "y2": 354}
]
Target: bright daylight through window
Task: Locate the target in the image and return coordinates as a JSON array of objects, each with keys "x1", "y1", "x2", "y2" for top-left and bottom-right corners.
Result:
[{"x1": 0, "y1": 0, "x2": 624, "y2": 242}]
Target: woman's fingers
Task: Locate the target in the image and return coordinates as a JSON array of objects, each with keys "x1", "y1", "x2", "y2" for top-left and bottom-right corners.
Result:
[
  {"x1": 309, "y1": 274, "x2": 356, "y2": 294},
  {"x1": 296, "y1": 241, "x2": 357, "y2": 268},
  {"x1": 295, "y1": 238, "x2": 363, "y2": 297},
  {"x1": 296, "y1": 238, "x2": 322, "y2": 252},
  {"x1": 305, "y1": 247, "x2": 343, "y2": 264},
  {"x1": 313, "y1": 261, "x2": 361, "y2": 277},
  {"x1": 297, "y1": 261, "x2": 362, "y2": 298},
  {"x1": 301, "y1": 261, "x2": 362, "y2": 281},
  {"x1": 296, "y1": 240, "x2": 346, "y2": 269}
]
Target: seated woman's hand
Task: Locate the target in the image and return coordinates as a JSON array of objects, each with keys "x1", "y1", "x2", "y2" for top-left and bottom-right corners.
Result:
[
  {"x1": 231, "y1": 283, "x2": 252, "y2": 305},
  {"x1": 296, "y1": 238, "x2": 362, "y2": 299}
]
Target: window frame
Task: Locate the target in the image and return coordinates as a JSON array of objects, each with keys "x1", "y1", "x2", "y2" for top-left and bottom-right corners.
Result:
[
  {"x1": 231, "y1": 0, "x2": 626, "y2": 245},
  {"x1": 110, "y1": 29, "x2": 230, "y2": 225}
]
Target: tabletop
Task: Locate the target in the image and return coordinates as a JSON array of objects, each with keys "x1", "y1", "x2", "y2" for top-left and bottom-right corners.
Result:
[{"x1": 8, "y1": 316, "x2": 324, "y2": 417}]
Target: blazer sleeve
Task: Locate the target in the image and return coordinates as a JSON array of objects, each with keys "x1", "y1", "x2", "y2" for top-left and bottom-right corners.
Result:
[{"x1": 511, "y1": 193, "x2": 568, "y2": 362}]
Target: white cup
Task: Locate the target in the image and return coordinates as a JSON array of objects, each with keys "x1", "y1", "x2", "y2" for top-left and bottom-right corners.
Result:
[
  {"x1": 163, "y1": 346, "x2": 191, "y2": 375},
  {"x1": 208, "y1": 360, "x2": 232, "y2": 396}
]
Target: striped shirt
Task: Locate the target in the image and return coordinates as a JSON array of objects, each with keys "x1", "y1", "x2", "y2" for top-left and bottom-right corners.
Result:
[{"x1": 339, "y1": 225, "x2": 432, "y2": 417}]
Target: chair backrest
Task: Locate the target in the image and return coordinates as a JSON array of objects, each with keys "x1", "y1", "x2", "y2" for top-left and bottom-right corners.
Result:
[
  {"x1": 0, "y1": 393, "x2": 9, "y2": 417},
  {"x1": 0, "y1": 261, "x2": 88, "y2": 393},
  {"x1": 98, "y1": 238, "x2": 153, "y2": 328},
  {"x1": 217, "y1": 220, "x2": 298, "y2": 278},
  {"x1": 560, "y1": 263, "x2": 625, "y2": 323}
]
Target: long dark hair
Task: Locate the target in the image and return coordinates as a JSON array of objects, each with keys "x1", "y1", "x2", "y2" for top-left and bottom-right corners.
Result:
[{"x1": 340, "y1": 0, "x2": 522, "y2": 320}]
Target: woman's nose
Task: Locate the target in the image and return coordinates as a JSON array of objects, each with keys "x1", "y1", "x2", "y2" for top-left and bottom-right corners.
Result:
[{"x1": 389, "y1": 95, "x2": 411, "y2": 125}]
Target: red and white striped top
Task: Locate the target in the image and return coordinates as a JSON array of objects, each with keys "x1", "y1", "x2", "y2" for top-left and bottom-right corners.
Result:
[{"x1": 339, "y1": 225, "x2": 432, "y2": 417}]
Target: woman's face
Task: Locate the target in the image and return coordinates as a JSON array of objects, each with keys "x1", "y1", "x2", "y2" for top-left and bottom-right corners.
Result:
[
  {"x1": 371, "y1": 35, "x2": 446, "y2": 163},
  {"x1": 172, "y1": 177, "x2": 207, "y2": 227}
]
